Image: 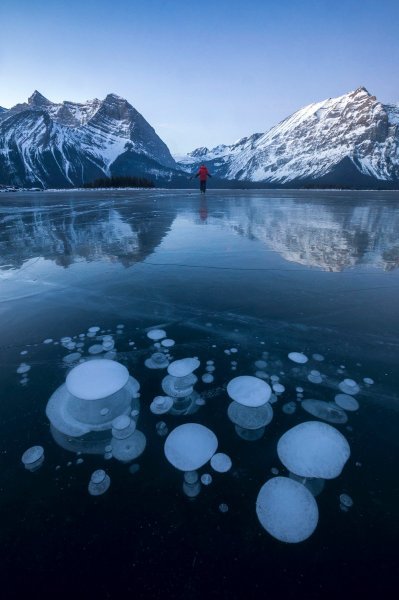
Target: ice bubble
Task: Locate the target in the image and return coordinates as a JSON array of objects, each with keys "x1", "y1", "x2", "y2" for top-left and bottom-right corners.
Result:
[
  {"x1": 21, "y1": 446, "x2": 44, "y2": 470},
  {"x1": 88, "y1": 327, "x2": 100, "y2": 334},
  {"x1": 100, "y1": 408, "x2": 109, "y2": 416},
  {"x1": 230, "y1": 348, "x2": 238, "y2": 353},
  {"x1": 282, "y1": 401, "x2": 297, "y2": 415},
  {"x1": 164, "y1": 423, "x2": 218, "y2": 471},
  {"x1": 206, "y1": 360, "x2": 214, "y2": 366},
  {"x1": 288, "y1": 352, "x2": 308, "y2": 364},
  {"x1": 255, "y1": 360, "x2": 267, "y2": 369},
  {"x1": 63, "y1": 352, "x2": 82, "y2": 364},
  {"x1": 339, "y1": 378, "x2": 360, "y2": 395},
  {"x1": 17, "y1": 363, "x2": 31, "y2": 374},
  {"x1": 145, "y1": 352, "x2": 169, "y2": 369},
  {"x1": 219, "y1": 503, "x2": 229, "y2": 513},
  {"x1": 116, "y1": 324, "x2": 124, "y2": 329},
  {"x1": 104, "y1": 451, "x2": 113, "y2": 460},
  {"x1": 312, "y1": 354, "x2": 325, "y2": 362},
  {"x1": 255, "y1": 371, "x2": 268, "y2": 379},
  {"x1": 195, "y1": 397, "x2": 206, "y2": 406},
  {"x1": 105, "y1": 445, "x2": 113, "y2": 453},
  {"x1": 363, "y1": 377, "x2": 374, "y2": 385},
  {"x1": 183, "y1": 480, "x2": 201, "y2": 498},
  {"x1": 156, "y1": 421, "x2": 169, "y2": 436},
  {"x1": 296, "y1": 387, "x2": 304, "y2": 393},
  {"x1": 271, "y1": 467, "x2": 279, "y2": 475},
  {"x1": 202, "y1": 373, "x2": 214, "y2": 384},
  {"x1": 184, "y1": 470, "x2": 199, "y2": 484},
  {"x1": 88, "y1": 469, "x2": 110, "y2": 495},
  {"x1": 228, "y1": 401, "x2": 273, "y2": 429},
  {"x1": 131, "y1": 409, "x2": 139, "y2": 417},
  {"x1": 61, "y1": 337, "x2": 72, "y2": 344},
  {"x1": 112, "y1": 415, "x2": 136, "y2": 439},
  {"x1": 224, "y1": 349, "x2": 231, "y2": 355},
  {"x1": 147, "y1": 329, "x2": 166, "y2": 341},
  {"x1": 66, "y1": 359, "x2": 130, "y2": 400},
  {"x1": 128, "y1": 463, "x2": 140, "y2": 475},
  {"x1": 307, "y1": 370, "x2": 323, "y2": 384},
  {"x1": 162, "y1": 374, "x2": 194, "y2": 398},
  {"x1": 168, "y1": 358, "x2": 200, "y2": 377},
  {"x1": 20, "y1": 350, "x2": 28, "y2": 355},
  {"x1": 112, "y1": 430, "x2": 146, "y2": 462},
  {"x1": 277, "y1": 421, "x2": 350, "y2": 479},
  {"x1": 201, "y1": 473, "x2": 213, "y2": 485},
  {"x1": 334, "y1": 394, "x2": 359, "y2": 411},
  {"x1": 210, "y1": 453, "x2": 232, "y2": 473},
  {"x1": 65, "y1": 342, "x2": 76, "y2": 350},
  {"x1": 270, "y1": 375, "x2": 280, "y2": 382},
  {"x1": 88, "y1": 344, "x2": 104, "y2": 355},
  {"x1": 76, "y1": 458, "x2": 84, "y2": 465},
  {"x1": 43, "y1": 338, "x2": 53, "y2": 344},
  {"x1": 227, "y1": 376, "x2": 271, "y2": 407},
  {"x1": 235, "y1": 425, "x2": 265, "y2": 441},
  {"x1": 150, "y1": 395, "x2": 173, "y2": 415},
  {"x1": 206, "y1": 365, "x2": 216, "y2": 373},
  {"x1": 269, "y1": 393, "x2": 278, "y2": 404},
  {"x1": 161, "y1": 338, "x2": 175, "y2": 348},
  {"x1": 301, "y1": 399, "x2": 348, "y2": 424},
  {"x1": 102, "y1": 340, "x2": 115, "y2": 351},
  {"x1": 339, "y1": 493, "x2": 353, "y2": 508},
  {"x1": 256, "y1": 477, "x2": 318, "y2": 543},
  {"x1": 273, "y1": 383, "x2": 285, "y2": 394}
]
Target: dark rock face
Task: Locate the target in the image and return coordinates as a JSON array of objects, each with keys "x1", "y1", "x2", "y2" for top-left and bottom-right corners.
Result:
[{"x1": 0, "y1": 92, "x2": 177, "y2": 188}]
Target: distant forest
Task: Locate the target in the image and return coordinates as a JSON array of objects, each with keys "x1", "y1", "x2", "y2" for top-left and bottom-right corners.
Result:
[{"x1": 83, "y1": 176, "x2": 155, "y2": 189}]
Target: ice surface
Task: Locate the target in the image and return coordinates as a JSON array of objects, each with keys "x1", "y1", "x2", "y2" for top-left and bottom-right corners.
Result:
[
  {"x1": 277, "y1": 421, "x2": 350, "y2": 479},
  {"x1": 334, "y1": 394, "x2": 359, "y2": 411},
  {"x1": 256, "y1": 477, "x2": 319, "y2": 543},
  {"x1": 164, "y1": 423, "x2": 218, "y2": 471},
  {"x1": 301, "y1": 399, "x2": 348, "y2": 424},
  {"x1": 66, "y1": 359, "x2": 130, "y2": 400},
  {"x1": 210, "y1": 453, "x2": 232, "y2": 473},
  {"x1": 288, "y1": 352, "x2": 308, "y2": 364},
  {"x1": 227, "y1": 401, "x2": 273, "y2": 429},
  {"x1": 227, "y1": 376, "x2": 271, "y2": 407},
  {"x1": 168, "y1": 358, "x2": 200, "y2": 377}
]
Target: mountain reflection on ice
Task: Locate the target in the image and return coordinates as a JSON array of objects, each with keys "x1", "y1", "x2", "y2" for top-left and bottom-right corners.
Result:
[{"x1": 1, "y1": 190, "x2": 398, "y2": 598}]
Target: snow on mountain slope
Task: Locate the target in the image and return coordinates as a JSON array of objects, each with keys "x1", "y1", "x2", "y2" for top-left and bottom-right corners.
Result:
[
  {"x1": 0, "y1": 91, "x2": 177, "y2": 188},
  {"x1": 176, "y1": 88, "x2": 399, "y2": 186}
]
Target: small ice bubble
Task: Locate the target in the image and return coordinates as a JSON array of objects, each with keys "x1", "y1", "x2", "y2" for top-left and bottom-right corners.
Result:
[
  {"x1": 271, "y1": 467, "x2": 279, "y2": 475},
  {"x1": 255, "y1": 371, "x2": 268, "y2": 379},
  {"x1": 270, "y1": 375, "x2": 280, "y2": 382},
  {"x1": 255, "y1": 360, "x2": 267, "y2": 369},
  {"x1": 210, "y1": 453, "x2": 232, "y2": 473},
  {"x1": 116, "y1": 324, "x2": 125, "y2": 329},
  {"x1": 43, "y1": 339, "x2": 53, "y2": 344},
  {"x1": 100, "y1": 408, "x2": 110, "y2": 416},
  {"x1": 202, "y1": 373, "x2": 214, "y2": 384},
  {"x1": 206, "y1": 323, "x2": 213, "y2": 327},
  {"x1": 195, "y1": 397, "x2": 206, "y2": 406},
  {"x1": 312, "y1": 354, "x2": 325, "y2": 362},
  {"x1": 129, "y1": 341, "x2": 135, "y2": 346},
  {"x1": 230, "y1": 348, "x2": 238, "y2": 353},
  {"x1": 212, "y1": 344, "x2": 216, "y2": 348},
  {"x1": 282, "y1": 401, "x2": 297, "y2": 414},
  {"x1": 273, "y1": 383, "x2": 285, "y2": 394},
  {"x1": 76, "y1": 458, "x2": 84, "y2": 465},
  {"x1": 17, "y1": 363, "x2": 31, "y2": 375},
  {"x1": 296, "y1": 387, "x2": 304, "y2": 393},
  {"x1": 206, "y1": 365, "x2": 216, "y2": 373},
  {"x1": 224, "y1": 349, "x2": 231, "y2": 355},
  {"x1": 363, "y1": 377, "x2": 374, "y2": 385},
  {"x1": 219, "y1": 503, "x2": 229, "y2": 513},
  {"x1": 21, "y1": 446, "x2": 44, "y2": 470},
  {"x1": 161, "y1": 339, "x2": 175, "y2": 348},
  {"x1": 20, "y1": 350, "x2": 28, "y2": 355},
  {"x1": 184, "y1": 470, "x2": 199, "y2": 484},
  {"x1": 206, "y1": 360, "x2": 214, "y2": 366},
  {"x1": 63, "y1": 352, "x2": 82, "y2": 364},
  {"x1": 65, "y1": 342, "x2": 76, "y2": 350},
  {"x1": 88, "y1": 344, "x2": 104, "y2": 355},
  {"x1": 128, "y1": 463, "x2": 140, "y2": 475},
  {"x1": 339, "y1": 493, "x2": 353, "y2": 508},
  {"x1": 88, "y1": 327, "x2": 100, "y2": 334},
  {"x1": 131, "y1": 409, "x2": 139, "y2": 417},
  {"x1": 288, "y1": 352, "x2": 308, "y2": 364},
  {"x1": 147, "y1": 329, "x2": 166, "y2": 341},
  {"x1": 156, "y1": 421, "x2": 168, "y2": 436},
  {"x1": 88, "y1": 470, "x2": 110, "y2": 495},
  {"x1": 201, "y1": 473, "x2": 213, "y2": 485},
  {"x1": 104, "y1": 452, "x2": 113, "y2": 460}
]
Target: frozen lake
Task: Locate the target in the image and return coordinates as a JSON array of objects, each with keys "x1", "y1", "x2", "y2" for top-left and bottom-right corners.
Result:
[{"x1": 1, "y1": 189, "x2": 398, "y2": 598}]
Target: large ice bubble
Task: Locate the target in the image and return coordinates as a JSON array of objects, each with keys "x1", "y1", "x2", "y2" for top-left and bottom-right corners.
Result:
[
  {"x1": 164, "y1": 423, "x2": 218, "y2": 471},
  {"x1": 256, "y1": 477, "x2": 319, "y2": 543},
  {"x1": 301, "y1": 399, "x2": 348, "y2": 424},
  {"x1": 227, "y1": 376, "x2": 271, "y2": 407},
  {"x1": 168, "y1": 358, "x2": 200, "y2": 378},
  {"x1": 227, "y1": 401, "x2": 273, "y2": 429},
  {"x1": 277, "y1": 421, "x2": 350, "y2": 479},
  {"x1": 66, "y1": 359, "x2": 129, "y2": 400}
]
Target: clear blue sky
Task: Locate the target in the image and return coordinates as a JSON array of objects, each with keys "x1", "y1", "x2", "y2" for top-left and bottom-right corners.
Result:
[{"x1": 1, "y1": 0, "x2": 398, "y2": 153}]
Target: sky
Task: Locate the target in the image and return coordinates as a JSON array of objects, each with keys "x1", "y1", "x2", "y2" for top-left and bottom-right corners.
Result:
[{"x1": 1, "y1": 0, "x2": 398, "y2": 154}]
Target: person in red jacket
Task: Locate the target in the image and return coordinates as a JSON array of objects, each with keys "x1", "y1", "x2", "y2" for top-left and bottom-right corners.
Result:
[{"x1": 194, "y1": 164, "x2": 212, "y2": 193}]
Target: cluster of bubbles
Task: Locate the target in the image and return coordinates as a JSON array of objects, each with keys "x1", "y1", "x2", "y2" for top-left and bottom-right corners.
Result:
[{"x1": 20, "y1": 324, "x2": 373, "y2": 544}]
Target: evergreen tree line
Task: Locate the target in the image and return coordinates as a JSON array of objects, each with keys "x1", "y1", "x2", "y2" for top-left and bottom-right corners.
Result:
[{"x1": 83, "y1": 176, "x2": 155, "y2": 189}]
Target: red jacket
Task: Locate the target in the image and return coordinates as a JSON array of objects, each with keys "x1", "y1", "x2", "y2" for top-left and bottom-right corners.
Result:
[{"x1": 196, "y1": 165, "x2": 211, "y2": 181}]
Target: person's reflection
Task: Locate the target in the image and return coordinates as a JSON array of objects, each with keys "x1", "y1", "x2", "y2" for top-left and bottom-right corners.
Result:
[{"x1": 199, "y1": 196, "x2": 208, "y2": 222}]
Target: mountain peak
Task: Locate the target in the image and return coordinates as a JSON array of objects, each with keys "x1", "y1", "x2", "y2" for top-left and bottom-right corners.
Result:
[
  {"x1": 352, "y1": 86, "x2": 371, "y2": 96},
  {"x1": 28, "y1": 90, "x2": 52, "y2": 106}
]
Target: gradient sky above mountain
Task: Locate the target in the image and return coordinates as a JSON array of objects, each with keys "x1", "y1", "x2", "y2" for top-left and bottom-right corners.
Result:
[{"x1": 1, "y1": 0, "x2": 398, "y2": 153}]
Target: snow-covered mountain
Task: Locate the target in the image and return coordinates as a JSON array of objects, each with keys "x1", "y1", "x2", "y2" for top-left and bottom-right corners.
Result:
[
  {"x1": 0, "y1": 91, "x2": 182, "y2": 188},
  {"x1": 176, "y1": 88, "x2": 399, "y2": 187}
]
